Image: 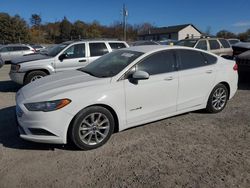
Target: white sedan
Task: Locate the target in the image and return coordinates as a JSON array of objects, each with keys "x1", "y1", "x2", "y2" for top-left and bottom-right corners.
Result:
[{"x1": 16, "y1": 45, "x2": 238, "y2": 150}]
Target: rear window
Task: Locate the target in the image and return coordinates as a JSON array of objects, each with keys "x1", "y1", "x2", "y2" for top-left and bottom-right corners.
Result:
[
  {"x1": 89, "y1": 43, "x2": 109, "y2": 57},
  {"x1": 195, "y1": 40, "x2": 207, "y2": 50},
  {"x1": 219, "y1": 39, "x2": 231, "y2": 48},
  {"x1": 201, "y1": 53, "x2": 217, "y2": 64},
  {"x1": 177, "y1": 40, "x2": 198, "y2": 47},
  {"x1": 209, "y1": 40, "x2": 220, "y2": 50},
  {"x1": 109, "y1": 42, "x2": 126, "y2": 50}
]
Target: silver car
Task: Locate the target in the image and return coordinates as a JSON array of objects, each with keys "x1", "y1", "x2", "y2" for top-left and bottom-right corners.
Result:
[
  {"x1": 0, "y1": 44, "x2": 35, "y2": 63},
  {"x1": 9, "y1": 40, "x2": 129, "y2": 85}
]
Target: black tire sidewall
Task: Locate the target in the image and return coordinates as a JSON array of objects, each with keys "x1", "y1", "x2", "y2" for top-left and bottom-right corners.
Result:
[
  {"x1": 24, "y1": 71, "x2": 47, "y2": 85},
  {"x1": 206, "y1": 84, "x2": 229, "y2": 113},
  {"x1": 70, "y1": 106, "x2": 115, "y2": 150}
]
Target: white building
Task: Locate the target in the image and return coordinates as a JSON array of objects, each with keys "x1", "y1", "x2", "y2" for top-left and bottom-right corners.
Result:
[{"x1": 138, "y1": 24, "x2": 202, "y2": 41}]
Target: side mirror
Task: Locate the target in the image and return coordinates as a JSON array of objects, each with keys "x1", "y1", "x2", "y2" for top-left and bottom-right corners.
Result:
[
  {"x1": 58, "y1": 54, "x2": 67, "y2": 61},
  {"x1": 132, "y1": 71, "x2": 149, "y2": 80}
]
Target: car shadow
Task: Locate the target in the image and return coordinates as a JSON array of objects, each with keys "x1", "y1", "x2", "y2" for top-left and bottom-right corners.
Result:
[
  {"x1": 0, "y1": 80, "x2": 21, "y2": 92},
  {"x1": 0, "y1": 106, "x2": 77, "y2": 151}
]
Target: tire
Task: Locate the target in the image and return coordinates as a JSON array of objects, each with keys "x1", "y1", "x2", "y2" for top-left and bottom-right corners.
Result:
[
  {"x1": 24, "y1": 71, "x2": 47, "y2": 85},
  {"x1": 206, "y1": 84, "x2": 229, "y2": 113},
  {"x1": 69, "y1": 106, "x2": 115, "y2": 150}
]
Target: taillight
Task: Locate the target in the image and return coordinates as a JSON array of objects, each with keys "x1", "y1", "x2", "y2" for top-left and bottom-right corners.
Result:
[{"x1": 233, "y1": 63, "x2": 238, "y2": 71}]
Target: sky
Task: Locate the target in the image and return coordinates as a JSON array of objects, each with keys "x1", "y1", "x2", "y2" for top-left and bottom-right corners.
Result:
[{"x1": 0, "y1": 0, "x2": 250, "y2": 34}]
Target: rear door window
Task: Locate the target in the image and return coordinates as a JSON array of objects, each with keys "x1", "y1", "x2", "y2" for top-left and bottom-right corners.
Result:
[
  {"x1": 209, "y1": 40, "x2": 220, "y2": 50},
  {"x1": 177, "y1": 49, "x2": 209, "y2": 70},
  {"x1": 89, "y1": 43, "x2": 109, "y2": 57},
  {"x1": 21, "y1": 46, "x2": 30, "y2": 51},
  {"x1": 109, "y1": 42, "x2": 126, "y2": 50},
  {"x1": 195, "y1": 40, "x2": 207, "y2": 50},
  {"x1": 13, "y1": 46, "x2": 23, "y2": 51},
  {"x1": 218, "y1": 39, "x2": 231, "y2": 48}
]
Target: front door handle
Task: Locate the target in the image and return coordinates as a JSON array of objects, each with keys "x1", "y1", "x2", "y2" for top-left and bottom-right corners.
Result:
[
  {"x1": 206, "y1": 70, "x2": 213, "y2": 74},
  {"x1": 79, "y1": 59, "x2": 86, "y2": 62},
  {"x1": 164, "y1": 76, "x2": 173, "y2": 81}
]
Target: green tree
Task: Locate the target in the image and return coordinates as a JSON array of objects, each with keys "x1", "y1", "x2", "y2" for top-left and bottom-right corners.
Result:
[
  {"x1": 60, "y1": 16, "x2": 72, "y2": 41},
  {"x1": 71, "y1": 20, "x2": 87, "y2": 39},
  {"x1": 0, "y1": 13, "x2": 29, "y2": 44},
  {"x1": 216, "y1": 30, "x2": 236, "y2": 39},
  {"x1": 30, "y1": 14, "x2": 41, "y2": 28}
]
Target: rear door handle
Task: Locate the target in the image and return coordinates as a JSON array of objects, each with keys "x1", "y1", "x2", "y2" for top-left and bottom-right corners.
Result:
[
  {"x1": 79, "y1": 59, "x2": 86, "y2": 62},
  {"x1": 206, "y1": 70, "x2": 213, "y2": 74},
  {"x1": 164, "y1": 76, "x2": 173, "y2": 81}
]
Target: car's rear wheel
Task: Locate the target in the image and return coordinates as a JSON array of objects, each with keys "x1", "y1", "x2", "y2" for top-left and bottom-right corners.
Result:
[
  {"x1": 24, "y1": 71, "x2": 47, "y2": 85},
  {"x1": 206, "y1": 84, "x2": 229, "y2": 113},
  {"x1": 69, "y1": 106, "x2": 115, "y2": 150}
]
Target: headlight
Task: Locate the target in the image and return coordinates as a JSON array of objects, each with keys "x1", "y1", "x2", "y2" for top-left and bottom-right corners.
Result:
[
  {"x1": 11, "y1": 64, "x2": 21, "y2": 72},
  {"x1": 24, "y1": 99, "x2": 71, "y2": 112}
]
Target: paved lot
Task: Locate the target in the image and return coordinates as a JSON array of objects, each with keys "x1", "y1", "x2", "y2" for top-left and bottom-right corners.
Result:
[{"x1": 0, "y1": 65, "x2": 249, "y2": 188}]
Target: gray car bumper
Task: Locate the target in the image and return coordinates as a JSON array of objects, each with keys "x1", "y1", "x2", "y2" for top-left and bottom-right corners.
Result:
[{"x1": 9, "y1": 72, "x2": 25, "y2": 85}]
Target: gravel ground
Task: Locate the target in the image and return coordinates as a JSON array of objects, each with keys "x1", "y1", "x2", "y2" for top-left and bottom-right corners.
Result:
[{"x1": 0, "y1": 65, "x2": 249, "y2": 188}]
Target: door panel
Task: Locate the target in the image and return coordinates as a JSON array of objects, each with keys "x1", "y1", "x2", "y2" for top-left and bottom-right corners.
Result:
[
  {"x1": 177, "y1": 65, "x2": 216, "y2": 110},
  {"x1": 124, "y1": 50, "x2": 178, "y2": 125},
  {"x1": 124, "y1": 73, "x2": 178, "y2": 125},
  {"x1": 176, "y1": 49, "x2": 216, "y2": 111},
  {"x1": 55, "y1": 43, "x2": 88, "y2": 72}
]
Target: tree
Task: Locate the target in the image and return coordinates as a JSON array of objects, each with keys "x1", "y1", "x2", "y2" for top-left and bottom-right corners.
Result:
[
  {"x1": 30, "y1": 14, "x2": 41, "y2": 28},
  {"x1": 0, "y1": 13, "x2": 29, "y2": 44},
  {"x1": 216, "y1": 30, "x2": 236, "y2": 39},
  {"x1": 60, "y1": 16, "x2": 72, "y2": 41},
  {"x1": 71, "y1": 20, "x2": 87, "y2": 39}
]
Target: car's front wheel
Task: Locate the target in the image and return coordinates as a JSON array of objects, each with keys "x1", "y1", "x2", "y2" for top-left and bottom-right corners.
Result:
[
  {"x1": 24, "y1": 70, "x2": 47, "y2": 85},
  {"x1": 206, "y1": 83, "x2": 229, "y2": 113},
  {"x1": 69, "y1": 106, "x2": 115, "y2": 150}
]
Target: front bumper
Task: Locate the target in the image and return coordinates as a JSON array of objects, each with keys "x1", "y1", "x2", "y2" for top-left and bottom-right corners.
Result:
[
  {"x1": 9, "y1": 71, "x2": 25, "y2": 85},
  {"x1": 16, "y1": 102, "x2": 74, "y2": 144}
]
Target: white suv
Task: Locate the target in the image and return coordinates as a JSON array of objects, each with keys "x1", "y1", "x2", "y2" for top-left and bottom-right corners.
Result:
[{"x1": 9, "y1": 40, "x2": 129, "y2": 85}]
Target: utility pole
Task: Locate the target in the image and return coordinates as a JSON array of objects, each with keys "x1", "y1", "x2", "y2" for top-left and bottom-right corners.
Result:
[{"x1": 123, "y1": 4, "x2": 128, "y2": 41}]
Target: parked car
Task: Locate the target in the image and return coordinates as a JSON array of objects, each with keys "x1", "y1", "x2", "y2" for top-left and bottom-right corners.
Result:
[
  {"x1": 15, "y1": 45, "x2": 238, "y2": 150},
  {"x1": 228, "y1": 38, "x2": 240, "y2": 46},
  {"x1": 236, "y1": 50, "x2": 250, "y2": 79},
  {"x1": 232, "y1": 42, "x2": 250, "y2": 56},
  {"x1": 9, "y1": 40, "x2": 129, "y2": 85},
  {"x1": 176, "y1": 38, "x2": 233, "y2": 57},
  {"x1": 0, "y1": 44, "x2": 35, "y2": 63},
  {"x1": 31, "y1": 44, "x2": 46, "y2": 52},
  {"x1": 0, "y1": 54, "x2": 4, "y2": 68},
  {"x1": 130, "y1": 40, "x2": 160, "y2": 46},
  {"x1": 158, "y1": 39, "x2": 178, "y2": 45}
]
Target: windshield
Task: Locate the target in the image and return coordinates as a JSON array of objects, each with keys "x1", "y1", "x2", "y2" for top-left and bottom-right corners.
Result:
[
  {"x1": 176, "y1": 40, "x2": 198, "y2": 47},
  {"x1": 79, "y1": 50, "x2": 144, "y2": 78},
  {"x1": 45, "y1": 43, "x2": 70, "y2": 56}
]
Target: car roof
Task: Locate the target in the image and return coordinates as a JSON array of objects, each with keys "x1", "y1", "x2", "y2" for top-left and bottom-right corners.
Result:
[
  {"x1": 62, "y1": 40, "x2": 126, "y2": 45},
  {"x1": 124, "y1": 45, "x2": 207, "y2": 53}
]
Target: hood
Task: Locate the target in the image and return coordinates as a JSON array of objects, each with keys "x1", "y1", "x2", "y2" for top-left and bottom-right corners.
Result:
[
  {"x1": 238, "y1": 50, "x2": 250, "y2": 59},
  {"x1": 20, "y1": 70, "x2": 111, "y2": 101},
  {"x1": 11, "y1": 53, "x2": 52, "y2": 64},
  {"x1": 233, "y1": 42, "x2": 250, "y2": 49}
]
